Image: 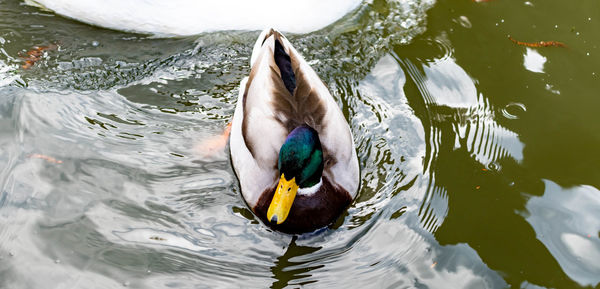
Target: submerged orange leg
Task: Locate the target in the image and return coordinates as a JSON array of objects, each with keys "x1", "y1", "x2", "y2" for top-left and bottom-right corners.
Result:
[
  {"x1": 508, "y1": 36, "x2": 567, "y2": 48},
  {"x1": 194, "y1": 122, "x2": 232, "y2": 158}
]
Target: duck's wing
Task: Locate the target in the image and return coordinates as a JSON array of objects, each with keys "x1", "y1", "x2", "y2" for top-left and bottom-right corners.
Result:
[{"x1": 230, "y1": 32, "x2": 289, "y2": 208}]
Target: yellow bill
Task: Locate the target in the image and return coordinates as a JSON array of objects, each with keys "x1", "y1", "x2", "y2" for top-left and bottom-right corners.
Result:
[{"x1": 267, "y1": 174, "x2": 299, "y2": 224}]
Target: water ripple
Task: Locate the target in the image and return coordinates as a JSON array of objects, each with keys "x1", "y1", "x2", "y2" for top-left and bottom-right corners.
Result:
[{"x1": 0, "y1": 0, "x2": 524, "y2": 288}]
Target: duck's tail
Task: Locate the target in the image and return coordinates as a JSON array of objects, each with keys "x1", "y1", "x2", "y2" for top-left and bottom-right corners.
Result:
[
  {"x1": 273, "y1": 35, "x2": 296, "y2": 95},
  {"x1": 251, "y1": 28, "x2": 297, "y2": 96},
  {"x1": 251, "y1": 29, "x2": 285, "y2": 65}
]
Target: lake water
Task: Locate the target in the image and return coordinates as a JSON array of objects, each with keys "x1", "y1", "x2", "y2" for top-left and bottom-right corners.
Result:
[{"x1": 1, "y1": 0, "x2": 599, "y2": 288}]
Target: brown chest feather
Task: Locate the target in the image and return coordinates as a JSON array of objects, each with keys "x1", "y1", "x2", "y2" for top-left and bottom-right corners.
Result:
[{"x1": 253, "y1": 177, "x2": 352, "y2": 234}]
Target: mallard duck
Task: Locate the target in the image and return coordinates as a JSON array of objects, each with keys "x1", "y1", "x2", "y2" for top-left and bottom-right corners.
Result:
[
  {"x1": 230, "y1": 29, "x2": 359, "y2": 234},
  {"x1": 25, "y1": 0, "x2": 361, "y2": 36}
]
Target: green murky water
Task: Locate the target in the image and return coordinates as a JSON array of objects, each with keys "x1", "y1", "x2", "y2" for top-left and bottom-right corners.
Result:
[{"x1": 1, "y1": 0, "x2": 599, "y2": 288}]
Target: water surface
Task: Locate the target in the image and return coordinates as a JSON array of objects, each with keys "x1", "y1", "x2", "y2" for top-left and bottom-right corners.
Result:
[{"x1": 0, "y1": 0, "x2": 599, "y2": 288}]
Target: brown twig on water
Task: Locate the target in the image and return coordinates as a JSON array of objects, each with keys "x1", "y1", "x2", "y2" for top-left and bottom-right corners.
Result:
[{"x1": 508, "y1": 36, "x2": 567, "y2": 48}]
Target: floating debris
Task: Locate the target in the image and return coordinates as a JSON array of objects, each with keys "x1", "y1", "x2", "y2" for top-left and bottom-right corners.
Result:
[
  {"x1": 508, "y1": 36, "x2": 566, "y2": 48},
  {"x1": 149, "y1": 236, "x2": 166, "y2": 241},
  {"x1": 20, "y1": 43, "x2": 58, "y2": 69},
  {"x1": 29, "y1": 153, "x2": 63, "y2": 164}
]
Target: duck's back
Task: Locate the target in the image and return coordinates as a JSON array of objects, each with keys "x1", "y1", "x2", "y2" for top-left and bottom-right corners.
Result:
[
  {"x1": 230, "y1": 29, "x2": 359, "y2": 209},
  {"x1": 26, "y1": 0, "x2": 362, "y2": 36}
]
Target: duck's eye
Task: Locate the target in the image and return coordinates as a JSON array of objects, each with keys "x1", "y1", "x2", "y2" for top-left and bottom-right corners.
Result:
[{"x1": 288, "y1": 188, "x2": 291, "y2": 191}]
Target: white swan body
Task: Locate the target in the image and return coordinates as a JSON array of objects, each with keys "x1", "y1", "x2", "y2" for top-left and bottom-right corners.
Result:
[{"x1": 25, "y1": 0, "x2": 362, "y2": 36}]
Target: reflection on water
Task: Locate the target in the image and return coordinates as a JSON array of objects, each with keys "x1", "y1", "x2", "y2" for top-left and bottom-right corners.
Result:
[
  {"x1": 399, "y1": 39, "x2": 524, "y2": 168},
  {"x1": 523, "y1": 48, "x2": 546, "y2": 74},
  {"x1": 346, "y1": 54, "x2": 505, "y2": 288},
  {"x1": 526, "y1": 180, "x2": 600, "y2": 287},
  {"x1": 1, "y1": 0, "x2": 599, "y2": 288},
  {"x1": 396, "y1": 0, "x2": 600, "y2": 287}
]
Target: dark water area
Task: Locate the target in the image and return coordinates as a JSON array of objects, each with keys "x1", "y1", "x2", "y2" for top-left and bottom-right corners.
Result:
[{"x1": 0, "y1": 0, "x2": 599, "y2": 288}]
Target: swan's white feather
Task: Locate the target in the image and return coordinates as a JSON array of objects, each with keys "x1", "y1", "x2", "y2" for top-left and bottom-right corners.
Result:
[{"x1": 26, "y1": 0, "x2": 362, "y2": 36}]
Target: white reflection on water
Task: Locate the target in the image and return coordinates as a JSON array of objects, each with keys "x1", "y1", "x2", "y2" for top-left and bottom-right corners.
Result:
[
  {"x1": 0, "y1": 60, "x2": 20, "y2": 87},
  {"x1": 401, "y1": 40, "x2": 525, "y2": 169},
  {"x1": 114, "y1": 228, "x2": 210, "y2": 252},
  {"x1": 295, "y1": 216, "x2": 507, "y2": 288},
  {"x1": 327, "y1": 54, "x2": 506, "y2": 288},
  {"x1": 523, "y1": 48, "x2": 546, "y2": 74},
  {"x1": 526, "y1": 180, "x2": 600, "y2": 287}
]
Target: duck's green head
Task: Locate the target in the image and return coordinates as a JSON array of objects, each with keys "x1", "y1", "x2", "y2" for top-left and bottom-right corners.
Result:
[{"x1": 267, "y1": 124, "x2": 323, "y2": 225}]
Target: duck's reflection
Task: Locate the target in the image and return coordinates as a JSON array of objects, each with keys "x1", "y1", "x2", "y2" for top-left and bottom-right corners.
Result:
[{"x1": 269, "y1": 237, "x2": 321, "y2": 289}]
